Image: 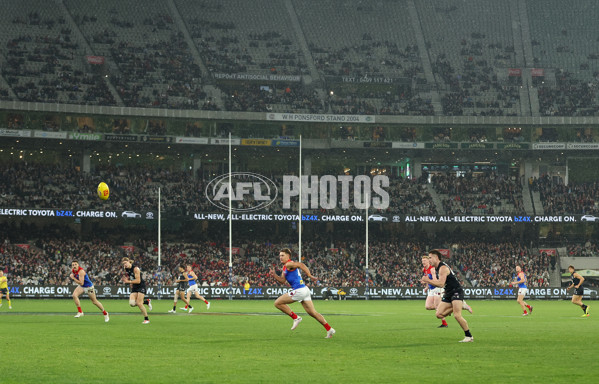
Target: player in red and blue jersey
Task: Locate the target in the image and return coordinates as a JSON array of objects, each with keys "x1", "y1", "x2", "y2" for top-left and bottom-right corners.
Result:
[
  {"x1": 510, "y1": 265, "x2": 533, "y2": 316},
  {"x1": 269, "y1": 248, "x2": 335, "y2": 338},
  {"x1": 422, "y1": 255, "x2": 448, "y2": 328},
  {"x1": 184, "y1": 264, "x2": 210, "y2": 313},
  {"x1": 70, "y1": 261, "x2": 109, "y2": 322}
]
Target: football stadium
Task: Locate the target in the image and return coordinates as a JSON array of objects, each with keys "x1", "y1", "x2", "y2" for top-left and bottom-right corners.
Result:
[{"x1": 1, "y1": 1, "x2": 598, "y2": 383}]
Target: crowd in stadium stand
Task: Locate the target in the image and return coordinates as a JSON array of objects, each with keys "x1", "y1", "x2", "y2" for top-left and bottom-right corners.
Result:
[
  {"x1": 108, "y1": 35, "x2": 208, "y2": 110},
  {"x1": 0, "y1": 163, "x2": 157, "y2": 212},
  {"x1": 0, "y1": 234, "x2": 552, "y2": 289},
  {"x1": 0, "y1": 163, "x2": 439, "y2": 216},
  {"x1": 567, "y1": 242, "x2": 599, "y2": 257},
  {"x1": 9, "y1": 162, "x2": 599, "y2": 218},
  {"x1": 431, "y1": 172, "x2": 525, "y2": 215},
  {"x1": 385, "y1": 177, "x2": 438, "y2": 215},
  {"x1": 311, "y1": 41, "x2": 422, "y2": 79},
  {"x1": 221, "y1": 83, "x2": 322, "y2": 113},
  {"x1": 1, "y1": 8, "x2": 116, "y2": 106},
  {"x1": 451, "y1": 242, "x2": 551, "y2": 288},
  {"x1": 1, "y1": 1, "x2": 597, "y2": 117},
  {"x1": 575, "y1": 128, "x2": 595, "y2": 143},
  {"x1": 538, "y1": 71, "x2": 599, "y2": 117},
  {"x1": 533, "y1": 175, "x2": 599, "y2": 215},
  {"x1": 432, "y1": 49, "x2": 520, "y2": 117},
  {"x1": 7, "y1": 162, "x2": 599, "y2": 219}
]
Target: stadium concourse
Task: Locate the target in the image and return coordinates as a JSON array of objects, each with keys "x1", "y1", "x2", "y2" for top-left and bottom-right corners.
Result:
[{"x1": 0, "y1": 0, "x2": 598, "y2": 117}]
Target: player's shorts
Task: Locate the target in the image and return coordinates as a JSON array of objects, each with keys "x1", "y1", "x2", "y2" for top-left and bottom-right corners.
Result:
[
  {"x1": 518, "y1": 288, "x2": 528, "y2": 296},
  {"x1": 187, "y1": 284, "x2": 200, "y2": 294},
  {"x1": 82, "y1": 285, "x2": 96, "y2": 295},
  {"x1": 288, "y1": 286, "x2": 311, "y2": 302},
  {"x1": 131, "y1": 284, "x2": 146, "y2": 295},
  {"x1": 427, "y1": 287, "x2": 444, "y2": 297},
  {"x1": 0, "y1": 288, "x2": 8, "y2": 295},
  {"x1": 574, "y1": 286, "x2": 584, "y2": 296},
  {"x1": 442, "y1": 288, "x2": 464, "y2": 303}
]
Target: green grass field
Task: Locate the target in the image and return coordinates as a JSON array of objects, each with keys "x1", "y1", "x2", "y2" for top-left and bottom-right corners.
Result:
[{"x1": 0, "y1": 299, "x2": 596, "y2": 383}]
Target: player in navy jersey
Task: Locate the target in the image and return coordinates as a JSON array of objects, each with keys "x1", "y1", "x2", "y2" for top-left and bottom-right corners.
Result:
[
  {"x1": 122, "y1": 257, "x2": 151, "y2": 324},
  {"x1": 567, "y1": 266, "x2": 589, "y2": 317},
  {"x1": 168, "y1": 265, "x2": 192, "y2": 313},
  {"x1": 421, "y1": 249, "x2": 473, "y2": 343},
  {"x1": 510, "y1": 265, "x2": 533, "y2": 316},
  {"x1": 422, "y1": 255, "x2": 448, "y2": 328},
  {"x1": 269, "y1": 248, "x2": 335, "y2": 338},
  {"x1": 70, "y1": 261, "x2": 109, "y2": 322}
]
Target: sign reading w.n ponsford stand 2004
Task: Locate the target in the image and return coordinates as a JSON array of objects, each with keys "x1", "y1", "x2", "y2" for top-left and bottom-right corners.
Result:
[{"x1": 266, "y1": 113, "x2": 375, "y2": 123}]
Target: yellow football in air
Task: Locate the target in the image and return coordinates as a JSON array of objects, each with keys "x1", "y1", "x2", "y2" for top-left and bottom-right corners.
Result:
[{"x1": 97, "y1": 182, "x2": 110, "y2": 200}]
